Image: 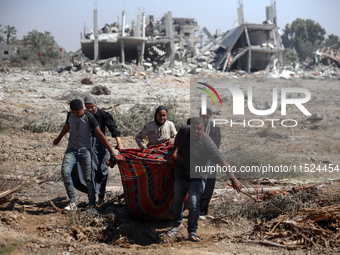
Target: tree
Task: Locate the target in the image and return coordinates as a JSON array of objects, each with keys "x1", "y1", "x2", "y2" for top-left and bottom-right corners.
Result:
[
  {"x1": 15, "y1": 29, "x2": 63, "y2": 65},
  {"x1": 0, "y1": 25, "x2": 3, "y2": 44},
  {"x1": 0, "y1": 34, "x2": 5, "y2": 45},
  {"x1": 4, "y1": 25, "x2": 17, "y2": 44},
  {"x1": 0, "y1": 25, "x2": 4, "y2": 44},
  {"x1": 23, "y1": 30, "x2": 57, "y2": 56},
  {"x1": 8, "y1": 36, "x2": 19, "y2": 45},
  {"x1": 325, "y1": 34, "x2": 340, "y2": 49},
  {"x1": 282, "y1": 18, "x2": 326, "y2": 61},
  {"x1": 283, "y1": 48, "x2": 299, "y2": 64}
]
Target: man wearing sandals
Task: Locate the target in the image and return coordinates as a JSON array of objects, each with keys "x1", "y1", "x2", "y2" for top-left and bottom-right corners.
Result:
[{"x1": 167, "y1": 117, "x2": 242, "y2": 242}]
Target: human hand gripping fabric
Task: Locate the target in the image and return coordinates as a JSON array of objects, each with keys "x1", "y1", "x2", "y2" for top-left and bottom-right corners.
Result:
[{"x1": 106, "y1": 154, "x2": 117, "y2": 168}]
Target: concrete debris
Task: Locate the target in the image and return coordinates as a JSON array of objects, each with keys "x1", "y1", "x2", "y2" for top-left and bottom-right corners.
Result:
[
  {"x1": 1, "y1": 5, "x2": 339, "y2": 80},
  {"x1": 91, "y1": 85, "x2": 110, "y2": 95},
  {"x1": 315, "y1": 46, "x2": 340, "y2": 67},
  {"x1": 307, "y1": 113, "x2": 323, "y2": 123},
  {"x1": 67, "y1": 2, "x2": 339, "y2": 79},
  {"x1": 78, "y1": 3, "x2": 285, "y2": 75}
]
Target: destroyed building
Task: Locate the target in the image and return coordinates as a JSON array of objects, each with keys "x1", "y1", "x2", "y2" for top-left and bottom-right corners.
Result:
[
  {"x1": 80, "y1": 1, "x2": 283, "y2": 73},
  {"x1": 202, "y1": 1, "x2": 283, "y2": 73},
  {"x1": 315, "y1": 46, "x2": 340, "y2": 67},
  {"x1": 81, "y1": 10, "x2": 199, "y2": 67},
  {"x1": 172, "y1": 18, "x2": 200, "y2": 49},
  {"x1": 208, "y1": 23, "x2": 283, "y2": 72},
  {"x1": 0, "y1": 45, "x2": 18, "y2": 61}
]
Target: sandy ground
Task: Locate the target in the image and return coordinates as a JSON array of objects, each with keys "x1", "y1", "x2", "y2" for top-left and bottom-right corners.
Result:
[{"x1": 0, "y1": 68, "x2": 340, "y2": 254}]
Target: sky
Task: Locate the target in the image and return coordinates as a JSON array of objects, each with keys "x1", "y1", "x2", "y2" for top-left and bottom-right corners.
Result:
[{"x1": 1, "y1": 0, "x2": 339, "y2": 52}]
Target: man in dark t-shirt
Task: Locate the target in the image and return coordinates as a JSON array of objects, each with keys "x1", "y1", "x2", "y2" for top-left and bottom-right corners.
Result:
[
  {"x1": 166, "y1": 117, "x2": 241, "y2": 242},
  {"x1": 199, "y1": 106, "x2": 221, "y2": 217},
  {"x1": 53, "y1": 99, "x2": 116, "y2": 213}
]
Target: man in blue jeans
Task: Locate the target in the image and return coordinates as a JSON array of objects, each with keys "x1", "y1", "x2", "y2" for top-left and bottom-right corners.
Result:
[
  {"x1": 166, "y1": 117, "x2": 242, "y2": 242},
  {"x1": 53, "y1": 99, "x2": 116, "y2": 213}
]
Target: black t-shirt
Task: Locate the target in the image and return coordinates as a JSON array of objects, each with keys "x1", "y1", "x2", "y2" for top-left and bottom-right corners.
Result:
[
  {"x1": 174, "y1": 125, "x2": 224, "y2": 180},
  {"x1": 92, "y1": 108, "x2": 121, "y2": 137}
]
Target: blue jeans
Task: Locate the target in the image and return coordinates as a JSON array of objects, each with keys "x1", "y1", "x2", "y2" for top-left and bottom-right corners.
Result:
[
  {"x1": 61, "y1": 148, "x2": 95, "y2": 206},
  {"x1": 172, "y1": 178, "x2": 206, "y2": 234}
]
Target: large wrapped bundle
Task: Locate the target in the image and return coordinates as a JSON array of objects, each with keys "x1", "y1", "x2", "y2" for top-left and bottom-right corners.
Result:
[{"x1": 115, "y1": 143, "x2": 175, "y2": 220}]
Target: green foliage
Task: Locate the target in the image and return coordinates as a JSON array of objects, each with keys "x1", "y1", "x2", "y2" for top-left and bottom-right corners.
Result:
[
  {"x1": 0, "y1": 24, "x2": 66, "y2": 65},
  {"x1": 282, "y1": 18, "x2": 326, "y2": 61},
  {"x1": 4, "y1": 25, "x2": 17, "y2": 44},
  {"x1": 283, "y1": 48, "x2": 299, "y2": 64},
  {"x1": 23, "y1": 30, "x2": 55, "y2": 54},
  {"x1": 0, "y1": 34, "x2": 6, "y2": 44},
  {"x1": 10, "y1": 47, "x2": 34, "y2": 63},
  {"x1": 8, "y1": 29, "x2": 66, "y2": 66},
  {"x1": 325, "y1": 34, "x2": 340, "y2": 49},
  {"x1": 0, "y1": 25, "x2": 4, "y2": 44}
]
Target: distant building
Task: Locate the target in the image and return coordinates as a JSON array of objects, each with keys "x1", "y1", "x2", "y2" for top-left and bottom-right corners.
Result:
[
  {"x1": 0, "y1": 45, "x2": 17, "y2": 60},
  {"x1": 172, "y1": 18, "x2": 200, "y2": 49},
  {"x1": 80, "y1": 10, "x2": 200, "y2": 64}
]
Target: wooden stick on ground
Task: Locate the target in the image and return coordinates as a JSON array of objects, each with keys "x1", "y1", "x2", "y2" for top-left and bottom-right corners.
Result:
[
  {"x1": 0, "y1": 184, "x2": 22, "y2": 199},
  {"x1": 227, "y1": 183, "x2": 261, "y2": 202},
  {"x1": 49, "y1": 200, "x2": 62, "y2": 212},
  {"x1": 240, "y1": 240, "x2": 300, "y2": 250}
]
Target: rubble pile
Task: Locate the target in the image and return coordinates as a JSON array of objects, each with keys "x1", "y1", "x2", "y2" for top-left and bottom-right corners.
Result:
[{"x1": 63, "y1": 55, "x2": 340, "y2": 80}]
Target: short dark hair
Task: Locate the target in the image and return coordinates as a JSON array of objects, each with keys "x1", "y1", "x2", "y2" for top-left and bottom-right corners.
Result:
[
  {"x1": 199, "y1": 107, "x2": 213, "y2": 116},
  {"x1": 70, "y1": 99, "x2": 83, "y2": 111},
  {"x1": 191, "y1": 117, "x2": 205, "y2": 126}
]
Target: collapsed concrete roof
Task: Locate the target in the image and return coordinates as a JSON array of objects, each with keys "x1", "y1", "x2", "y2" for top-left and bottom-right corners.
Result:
[
  {"x1": 315, "y1": 46, "x2": 340, "y2": 67},
  {"x1": 80, "y1": 2, "x2": 284, "y2": 73},
  {"x1": 81, "y1": 11, "x2": 193, "y2": 67},
  {"x1": 208, "y1": 22, "x2": 283, "y2": 72}
]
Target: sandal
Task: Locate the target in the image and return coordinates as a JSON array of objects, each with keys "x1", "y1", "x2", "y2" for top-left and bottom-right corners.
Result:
[
  {"x1": 189, "y1": 232, "x2": 201, "y2": 242},
  {"x1": 166, "y1": 225, "x2": 183, "y2": 238}
]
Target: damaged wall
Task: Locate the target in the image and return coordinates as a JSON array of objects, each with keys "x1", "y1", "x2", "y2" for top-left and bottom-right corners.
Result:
[
  {"x1": 0, "y1": 45, "x2": 18, "y2": 61},
  {"x1": 80, "y1": 2, "x2": 284, "y2": 74}
]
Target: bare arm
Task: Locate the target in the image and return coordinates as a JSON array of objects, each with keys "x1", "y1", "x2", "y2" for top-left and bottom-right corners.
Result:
[
  {"x1": 135, "y1": 125, "x2": 148, "y2": 149},
  {"x1": 53, "y1": 124, "x2": 70, "y2": 145},
  {"x1": 94, "y1": 127, "x2": 115, "y2": 155},
  {"x1": 115, "y1": 137, "x2": 124, "y2": 150},
  {"x1": 218, "y1": 161, "x2": 242, "y2": 192}
]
